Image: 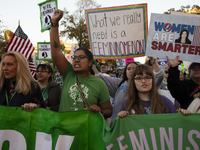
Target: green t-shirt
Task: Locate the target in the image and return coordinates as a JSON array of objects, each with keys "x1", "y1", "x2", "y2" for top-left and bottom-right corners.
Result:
[{"x1": 59, "y1": 63, "x2": 110, "y2": 112}]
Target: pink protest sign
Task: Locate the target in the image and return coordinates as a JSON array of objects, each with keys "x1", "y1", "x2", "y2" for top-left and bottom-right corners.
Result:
[{"x1": 125, "y1": 58, "x2": 134, "y2": 64}]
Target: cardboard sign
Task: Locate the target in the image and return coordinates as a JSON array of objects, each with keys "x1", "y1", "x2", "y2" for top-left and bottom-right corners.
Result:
[
  {"x1": 116, "y1": 59, "x2": 126, "y2": 69},
  {"x1": 38, "y1": 0, "x2": 58, "y2": 32},
  {"x1": 146, "y1": 13, "x2": 200, "y2": 63},
  {"x1": 37, "y1": 42, "x2": 52, "y2": 61},
  {"x1": 85, "y1": 4, "x2": 148, "y2": 59}
]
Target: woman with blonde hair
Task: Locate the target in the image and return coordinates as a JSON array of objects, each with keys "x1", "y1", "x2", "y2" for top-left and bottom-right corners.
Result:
[
  {"x1": 0, "y1": 51, "x2": 45, "y2": 111},
  {"x1": 118, "y1": 64, "x2": 190, "y2": 117}
]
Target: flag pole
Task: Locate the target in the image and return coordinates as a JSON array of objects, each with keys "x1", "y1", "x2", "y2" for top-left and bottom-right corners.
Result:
[{"x1": 18, "y1": 20, "x2": 20, "y2": 26}]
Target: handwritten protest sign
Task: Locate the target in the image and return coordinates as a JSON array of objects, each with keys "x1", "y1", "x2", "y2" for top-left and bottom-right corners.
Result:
[
  {"x1": 37, "y1": 42, "x2": 52, "y2": 61},
  {"x1": 116, "y1": 59, "x2": 126, "y2": 69},
  {"x1": 38, "y1": 0, "x2": 58, "y2": 32},
  {"x1": 85, "y1": 4, "x2": 148, "y2": 59},
  {"x1": 146, "y1": 13, "x2": 200, "y2": 63}
]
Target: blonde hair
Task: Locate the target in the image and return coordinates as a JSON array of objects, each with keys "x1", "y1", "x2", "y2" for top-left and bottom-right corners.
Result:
[{"x1": 0, "y1": 51, "x2": 35, "y2": 95}]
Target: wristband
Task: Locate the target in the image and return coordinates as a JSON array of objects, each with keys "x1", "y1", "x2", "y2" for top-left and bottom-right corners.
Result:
[{"x1": 51, "y1": 22, "x2": 59, "y2": 27}]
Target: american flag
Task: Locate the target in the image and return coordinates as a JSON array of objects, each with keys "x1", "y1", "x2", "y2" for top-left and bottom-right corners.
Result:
[
  {"x1": 6, "y1": 25, "x2": 34, "y2": 60},
  {"x1": 29, "y1": 62, "x2": 36, "y2": 78},
  {"x1": 6, "y1": 25, "x2": 36, "y2": 77}
]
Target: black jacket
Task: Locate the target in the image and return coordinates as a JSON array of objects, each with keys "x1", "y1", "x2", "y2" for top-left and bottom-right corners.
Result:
[
  {"x1": 0, "y1": 80, "x2": 45, "y2": 107},
  {"x1": 167, "y1": 66, "x2": 200, "y2": 109}
]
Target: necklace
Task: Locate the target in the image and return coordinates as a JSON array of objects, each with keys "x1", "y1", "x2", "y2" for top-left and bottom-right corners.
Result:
[
  {"x1": 5, "y1": 90, "x2": 16, "y2": 106},
  {"x1": 42, "y1": 83, "x2": 49, "y2": 101},
  {"x1": 71, "y1": 76, "x2": 91, "y2": 111}
]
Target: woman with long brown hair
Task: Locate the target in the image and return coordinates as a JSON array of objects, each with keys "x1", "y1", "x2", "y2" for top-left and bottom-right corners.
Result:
[{"x1": 118, "y1": 64, "x2": 190, "y2": 117}]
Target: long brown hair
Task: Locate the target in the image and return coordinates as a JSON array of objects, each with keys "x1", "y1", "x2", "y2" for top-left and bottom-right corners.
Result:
[{"x1": 125, "y1": 64, "x2": 168, "y2": 114}]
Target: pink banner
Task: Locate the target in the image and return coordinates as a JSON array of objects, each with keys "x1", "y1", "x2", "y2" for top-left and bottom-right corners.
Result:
[{"x1": 125, "y1": 58, "x2": 134, "y2": 64}]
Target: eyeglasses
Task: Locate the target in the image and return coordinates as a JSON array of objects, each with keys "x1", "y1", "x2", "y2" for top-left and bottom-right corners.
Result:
[
  {"x1": 101, "y1": 66, "x2": 107, "y2": 69},
  {"x1": 134, "y1": 76, "x2": 152, "y2": 82},
  {"x1": 35, "y1": 70, "x2": 49, "y2": 73},
  {"x1": 190, "y1": 66, "x2": 200, "y2": 71},
  {"x1": 165, "y1": 71, "x2": 168, "y2": 74},
  {"x1": 71, "y1": 55, "x2": 88, "y2": 61}
]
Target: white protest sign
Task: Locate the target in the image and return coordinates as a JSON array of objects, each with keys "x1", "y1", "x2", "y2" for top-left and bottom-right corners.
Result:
[
  {"x1": 85, "y1": 4, "x2": 148, "y2": 59},
  {"x1": 146, "y1": 13, "x2": 200, "y2": 63},
  {"x1": 37, "y1": 42, "x2": 52, "y2": 60},
  {"x1": 38, "y1": 0, "x2": 58, "y2": 32},
  {"x1": 116, "y1": 59, "x2": 126, "y2": 69}
]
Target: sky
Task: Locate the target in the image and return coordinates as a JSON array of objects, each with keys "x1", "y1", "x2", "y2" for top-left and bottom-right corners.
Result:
[{"x1": 0, "y1": 0, "x2": 199, "y2": 63}]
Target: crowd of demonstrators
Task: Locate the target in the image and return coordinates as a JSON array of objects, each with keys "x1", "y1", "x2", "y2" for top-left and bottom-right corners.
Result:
[
  {"x1": 0, "y1": 51, "x2": 45, "y2": 112},
  {"x1": 36, "y1": 64, "x2": 61, "y2": 112},
  {"x1": 167, "y1": 55, "x2": 200, "y2": 109},
  {"x1": 117, "y1": 64, "x2": 191, "y2": 118},
  {"x1": 50, "y1": 9, "x2": 112, "y2": 119}
]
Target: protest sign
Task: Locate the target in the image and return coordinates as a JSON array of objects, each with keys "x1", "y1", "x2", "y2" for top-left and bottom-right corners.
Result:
[
  {"x1": 37, "y1": 42, "x2": 52, "y2": 61},
  {"x1": 146, "y1": 13, "x2": 200, "y2": 63},
  {"x1": 85, "y1": 4, "x2": 148, "y2": 59},
  {"x1": 116, "y1": 59, "x2": 126, "y2": 69},
  {"x1": 38, "y1": 0, "x2": 58, "y2": 32},
  {"x1": 54, "y1": 72, "x2": 63, "y2": 88},
  {"x1": 0, "y1": 106, "x2": 200, "y2": 149},
  {"x1": 125, "y1": 58, "x2": 135, "y2": 64},
  {"x1": 157, "y1": 57, "x2": 168, "y2": 67}
]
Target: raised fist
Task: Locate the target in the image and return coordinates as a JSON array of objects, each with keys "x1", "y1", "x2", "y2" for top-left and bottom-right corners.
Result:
[{"x1": 51, "y1": 9, "x2": 63, "y2": 24}]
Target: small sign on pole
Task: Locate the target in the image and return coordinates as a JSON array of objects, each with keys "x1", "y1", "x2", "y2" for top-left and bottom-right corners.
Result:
[
  {"x1": 38, "y1": 0, "x2": 58, "y2": 32},
  {"x1": 37, "y1": 42, "x2": 52, "y2": 61}
]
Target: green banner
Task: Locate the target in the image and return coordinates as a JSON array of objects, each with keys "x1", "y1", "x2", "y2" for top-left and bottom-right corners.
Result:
[
  {"x1": 103, "y1": 113, "x2": 200, "y2": 150},
  {"x1": 0, "y1": 106, "x2": 104, "y2": 150},
  {"x1": 0, "y1": 106, "x2": 200, "y2": 150}
]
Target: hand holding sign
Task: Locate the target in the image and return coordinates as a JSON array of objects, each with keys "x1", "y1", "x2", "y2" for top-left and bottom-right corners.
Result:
[
  {"x1": 166, "y1": 55, "x2": 179, "y2": 67},
  {"x1": 51, "y1": 9, "x2": 63, "y2": 24}
]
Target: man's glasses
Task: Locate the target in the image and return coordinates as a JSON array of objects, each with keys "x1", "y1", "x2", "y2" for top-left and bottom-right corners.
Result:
[
  {"x1": 35, "y1": 70, "x2": 49, "y2": 73},
  {"x1": 71, "y1": 55, "x2": 88, "y2": 61},
  {"x1": 134, "y1": 76, "x2": 152, "y2": 82},
  {"x1": 165, "y1": 71, "x2": 168, "y2": 74}
]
